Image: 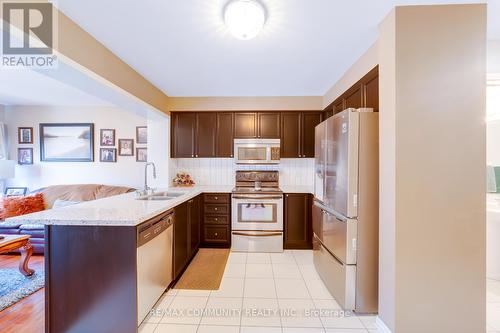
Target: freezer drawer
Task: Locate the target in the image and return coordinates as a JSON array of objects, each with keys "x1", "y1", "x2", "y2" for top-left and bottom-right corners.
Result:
[
  {"x1": 313, "y1": 237, "x2": 356, "y2": 311},
  {"x1": 322, "y1": 209, "x2": 357, "y2": 265}
]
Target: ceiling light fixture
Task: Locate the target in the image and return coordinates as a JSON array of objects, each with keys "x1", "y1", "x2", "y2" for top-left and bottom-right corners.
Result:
[{"x1": 224, "y1": 0, "x2": 266, "y2": 40}]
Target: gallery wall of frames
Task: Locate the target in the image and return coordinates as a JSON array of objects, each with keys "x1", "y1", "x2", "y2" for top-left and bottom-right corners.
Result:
[{"x1": 3, "y1": 106, "x2": 150, "y2": 190}]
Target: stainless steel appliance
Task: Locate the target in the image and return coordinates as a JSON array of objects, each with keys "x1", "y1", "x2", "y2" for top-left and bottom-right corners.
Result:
[
  {"x1": 231, "y1": 171, "x2": 284, "y2": 252},
  {"x1": 234, "y1": 139, "x2": 281, "y2": 164},
  {"x1": 313, "y1": 108, "x2": 379, "y2": 314},
  {"x1": 137, "y1": 211, "x2": 174, "y2": 325}
]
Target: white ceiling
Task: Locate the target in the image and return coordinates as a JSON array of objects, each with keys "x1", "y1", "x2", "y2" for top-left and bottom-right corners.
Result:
[
  {"x1": 0, "y1": 69, "x2": 111, "y2": 106},
  {"x1": 55, "y1": 0, "x2": 500, "y2": 97}
]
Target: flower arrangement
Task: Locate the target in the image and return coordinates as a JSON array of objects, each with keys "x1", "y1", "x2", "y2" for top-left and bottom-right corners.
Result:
[{"x1": 173, "y1": 172, "x2": 195, "y2": 187}]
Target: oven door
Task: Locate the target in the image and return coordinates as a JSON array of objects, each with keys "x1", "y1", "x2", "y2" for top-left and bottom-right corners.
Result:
[{"x1": 231, "y1": 195, "x2": 283, "y2": 231}]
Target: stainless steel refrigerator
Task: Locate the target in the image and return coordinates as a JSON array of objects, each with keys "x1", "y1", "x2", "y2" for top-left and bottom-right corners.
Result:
[{"x1": 313, "y1": 108, "x2": 379, "y2": 314}]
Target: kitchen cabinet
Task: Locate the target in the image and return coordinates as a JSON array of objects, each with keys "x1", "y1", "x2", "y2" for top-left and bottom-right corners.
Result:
[
  {"x1": 196, "y1": 112, "x2": 217, "y2": 157},
  {"x1": 202, "y1": 193, "x2": 231, "y2": 248},
  {"x1": 234, "y1": 112, "x2": 257, "y2": 138},
  {"x1": 281, "y1": 112, "x2": 322, "y2": 158},
  {"x1": 234, "y1": 112, "x2": 280, "y2": 139},
  {"x1": 284, "y1": 193, "x2": 312, "y2": 249},
  {"x1": 216, "y1": 112, "x2": 234, "y2": 157},
  {"x1": 258, "y1": 112, "x2": 281, "y2": 138},
  {"x1": 171, "y1": 112, "x2": 217, "y2": 158},
  {"x1": 173, "y1": 195, "x2": 201, "y2": 279},
  {"x1": 171, "y1": 113, "x2": 196, "y2": 158},
  {"x1": 323, "y1": 66, "x2": 379, "y2": 117}
]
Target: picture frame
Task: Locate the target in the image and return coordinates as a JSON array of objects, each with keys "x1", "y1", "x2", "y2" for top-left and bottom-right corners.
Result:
[
  {"x1": 4, "y1": 187, "x2": 28, "y2": 197},
  {"x1": 100, "y1": 129, "x2": 115, "y2": 147},
  {"x1": 100, "y1": 148, "x2": 117, "y2": 162},
  {"x1": 18, "y1": 127, "x2": 33, "y2": 144},
  {"x1": 136, "y1": 147, "x2": 147, "y2": 162},
  {"x1": 136, "y1": 126, "x2": 147, "y2": 144},
  {"x1": 18, "y1": 148, "x2": 33, "y2": 165},
  {"x1": 118, "y1": 139, "x2": 134, "y2": 156},
  {"x1": 40, "y1": 123, "x2": 94, "y2": 162}
]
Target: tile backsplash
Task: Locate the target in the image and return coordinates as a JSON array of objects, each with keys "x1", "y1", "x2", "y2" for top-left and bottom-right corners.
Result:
[{"x1": 170, "y1": 158, "x2": 314, "y2": 187}]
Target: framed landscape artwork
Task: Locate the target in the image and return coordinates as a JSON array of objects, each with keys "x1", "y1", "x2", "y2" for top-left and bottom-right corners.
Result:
[
  {"x1": 40, "y1": 123, "x2": 94, "y2": 162},
  {"x1": 136, "y1": 126, "x2": 147, "y2": 144},
  {"x1": 136, "y1": 147, "x2": 147, "y2": 162},
  {"x1": 18, "y1": 127, "x2": 33, "y2": 144},
  {"x1": 100, "y1": 129, "x2": 115, "y2": 146},
  {"x1": 18, "y1": 148, "x2": 33, "y2": 165},
  {"x1": 118, "y1": 139, "x2": 134, "y2": 156}
]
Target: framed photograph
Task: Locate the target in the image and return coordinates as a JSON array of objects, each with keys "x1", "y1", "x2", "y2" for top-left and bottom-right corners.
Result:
[
  {"x1": 4, "y1": 187, "x2": 28, "y2": 197},
  {"x1": 100, "y1": 148, "x2": 117, "y2": 162},
  {"x1": 136, "y1": 147, "x2": 147, "y2": 162},
  {"x1": 18, "y1": 127, "x2": 33, "y2": 144},
  {"x1": 118, "y1": 139, "x2": 134, "y2": 156},
  {"x1": 18, "y1": 148, "x2": 33, "y2": 165},
  {"x1": 40, "y1": 123, "x2": 94, "y2": 162},
  {"x1": 136, "y1": 126, "x2": 147, "y2": 144},
  {"x1": 100, "y1": 129, "x2": 115, "y2": 147}
]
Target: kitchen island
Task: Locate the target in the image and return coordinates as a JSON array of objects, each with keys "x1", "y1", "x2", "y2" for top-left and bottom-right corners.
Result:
[{"x1": 5, "y1": 186, "x2": 232, "y2": 333}]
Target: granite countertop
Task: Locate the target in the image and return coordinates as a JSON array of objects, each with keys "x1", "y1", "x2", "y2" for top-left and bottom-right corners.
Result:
[{"x1": 5, "y1": 185, "x2": 233, "y2": 227}]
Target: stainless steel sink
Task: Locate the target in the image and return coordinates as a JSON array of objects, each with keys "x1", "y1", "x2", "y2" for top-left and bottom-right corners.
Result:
[{"x1": 136, "y1": 191, "x2": 185, "y2": 201}]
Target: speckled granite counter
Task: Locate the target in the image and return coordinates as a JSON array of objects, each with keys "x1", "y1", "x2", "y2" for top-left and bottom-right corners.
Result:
[{"x1": 5, "y1": 185, "x2": 233, "y2": 227}]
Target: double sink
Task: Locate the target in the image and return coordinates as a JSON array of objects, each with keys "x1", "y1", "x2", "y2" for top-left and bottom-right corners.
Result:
[{"x1": 137, "y1": 191, "x2": 185, "y2": 201}]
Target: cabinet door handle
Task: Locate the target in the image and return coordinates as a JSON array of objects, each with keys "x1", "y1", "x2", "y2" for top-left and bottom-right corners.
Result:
[
  {"x1": 214, "y1": 218, "x2": 218, "y2": 221},
  {"x1": 214, "y1": 196, "x2": 218, "y2": 200},
  {"x1": 191, "y1": 154, "x2": 194, "y2": 157},
  {"x1": 214, "y1": 232, "x2": 218, "y2": 236},
  {"x1": 214, "y1": 207, "x2": 218, "y2": 211}
]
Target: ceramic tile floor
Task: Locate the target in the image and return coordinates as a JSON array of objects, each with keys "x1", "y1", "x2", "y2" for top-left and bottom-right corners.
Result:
[
  {"x1": 139, "y1": 250, "x2": 500, "y2": 333},
  {"x1": 139, "y1": 250, "x2": 379, "y2": 333}
]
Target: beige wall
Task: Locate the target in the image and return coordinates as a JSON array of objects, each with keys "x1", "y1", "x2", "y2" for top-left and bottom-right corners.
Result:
[
  {"x1": 322, "y1": 43, "x2": 378, "y2": 109},
  {"x1": 378, "y1": 4, "x2": 486, "y2": 332},
  {"x1": 167, "y1": 96, "x2": 323, "y2": 111}
]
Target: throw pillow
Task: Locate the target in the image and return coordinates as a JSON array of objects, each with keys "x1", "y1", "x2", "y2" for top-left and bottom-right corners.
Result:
[{"x1": 1, "y1": 193, "x2": 45, "y2": 219}]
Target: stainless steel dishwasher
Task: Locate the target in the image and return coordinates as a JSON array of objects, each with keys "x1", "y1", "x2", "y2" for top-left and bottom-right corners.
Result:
[{"x1": 137, "y1": 211, "x2": 173, "y2": 326}]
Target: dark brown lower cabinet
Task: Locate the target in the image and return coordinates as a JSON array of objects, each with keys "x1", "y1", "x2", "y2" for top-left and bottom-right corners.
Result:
[
  {"x1": 201, "y1": 193, "x2": 231, "y2": 248},
  {"x1": 174, "y1": 195, "x2": 201, "y2": 280},
  {"x1": 284, "y1": 193, "x2": 312, "y2": 249}
]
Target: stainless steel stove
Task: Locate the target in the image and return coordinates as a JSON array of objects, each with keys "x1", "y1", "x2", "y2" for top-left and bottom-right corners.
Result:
[{"x1": 231, "y1": 171, "x2": 284, "y2": 253}]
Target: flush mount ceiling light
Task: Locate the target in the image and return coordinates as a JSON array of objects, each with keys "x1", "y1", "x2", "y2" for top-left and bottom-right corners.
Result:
[{"x1": 224, "y1": 0, "x2": 266, "y2": 40}]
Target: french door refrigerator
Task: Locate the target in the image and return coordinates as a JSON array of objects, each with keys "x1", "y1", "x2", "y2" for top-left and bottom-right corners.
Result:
[{"x1": 313, "y1": 108, "x2": 379, "y2": 313}]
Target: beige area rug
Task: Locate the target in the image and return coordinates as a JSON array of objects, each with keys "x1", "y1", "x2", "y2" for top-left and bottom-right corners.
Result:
[{"x1": 174, "y1": 248, "x2": 230, "y2": 290}]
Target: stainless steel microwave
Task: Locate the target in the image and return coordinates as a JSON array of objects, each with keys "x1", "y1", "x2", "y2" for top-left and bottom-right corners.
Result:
[{"x1": 234, "y1": 139, "x2": 280, "y2": 164}]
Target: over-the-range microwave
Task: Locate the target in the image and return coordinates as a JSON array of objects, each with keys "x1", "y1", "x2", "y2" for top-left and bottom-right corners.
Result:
[{"x1": 234, "y1": 139, "x2": 280, "y2": 164}]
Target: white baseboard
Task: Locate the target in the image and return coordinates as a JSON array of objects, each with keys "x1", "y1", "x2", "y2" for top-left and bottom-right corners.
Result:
[{"x1": 376, "y1": 316, "x2": 393, "y2": 333}]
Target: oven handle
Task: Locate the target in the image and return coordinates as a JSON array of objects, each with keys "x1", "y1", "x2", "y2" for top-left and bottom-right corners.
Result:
[
  {"x1": 232, "y1": 231, "x2": 283, "y2": 237},
  {"x1": 232, "y1": 195, "x2": 283, "y2": 200}
]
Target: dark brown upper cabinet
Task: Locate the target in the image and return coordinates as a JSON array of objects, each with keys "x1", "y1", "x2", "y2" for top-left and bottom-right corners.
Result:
[
  {"x1": 323, "y1": 66, "x2": 379, "y2": 119},
  {"x1": 301, "y1": 112, "x2": 322, "y2": 157},
  {"x1": 196, "y1": 112, "x2": 217, "y2": 157},
  {"x1": 234, "y1": 112, "x2": 280, "y2": 139},
  {"x1": 216, "y1": 112, "x2": 234, "y2": 157},
  {"x1": 257, "y1": 112, "x2": 280, "y2": 138},
  {"x1": 234, "y1": 112, "x2": 257, "y2": 138},
  {"x1": 281, "y1": 112, "x2": 301, "y2": 158},
  {"x1": 172, "y1": 112, "x2": 196, "y2": 158},
  {"x1": 345, "y1": 86, "x2": 363, "y2": 109},
  {"x1": 281, "y1": 111, "x2": 322, "y2": 158}
]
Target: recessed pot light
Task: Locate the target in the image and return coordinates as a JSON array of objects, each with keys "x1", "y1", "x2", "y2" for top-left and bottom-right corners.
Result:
[{"x1": 224, "y1": 0, "x2": 266, "y2": 40}]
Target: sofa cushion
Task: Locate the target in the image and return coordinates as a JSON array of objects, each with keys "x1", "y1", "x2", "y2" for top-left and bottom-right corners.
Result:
[
  {"x1": 39, "y1": 184, "x2": 134, "y2": 209},
  {"x1": 20, "y1": 228, "x2": 44, "y2": 238},
  {"x1": 18, "y1": 224, "x2": 44, "y2": 230},
  {"x1": 1, "y1": 193, "x2": 45, "y2": 219}
]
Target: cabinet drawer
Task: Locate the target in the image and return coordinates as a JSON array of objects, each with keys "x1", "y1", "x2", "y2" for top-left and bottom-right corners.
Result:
[
  {"x1": 204, "y1": 215, "x2": 229, "y2": 225},
  {"x1": 204, "y1": 204, "x2": 229, "y2": 215},
  {"x1": 204, "y1": 226, "x2": 229, "y2": 243},
  {"x1": 204, "y1": 193, "x2": 230, "y2": 203}
]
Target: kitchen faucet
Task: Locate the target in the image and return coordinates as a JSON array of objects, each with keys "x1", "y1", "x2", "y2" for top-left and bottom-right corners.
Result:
[{"x1": 144, "y1": 162, "x2": 157, "y2": 194}]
